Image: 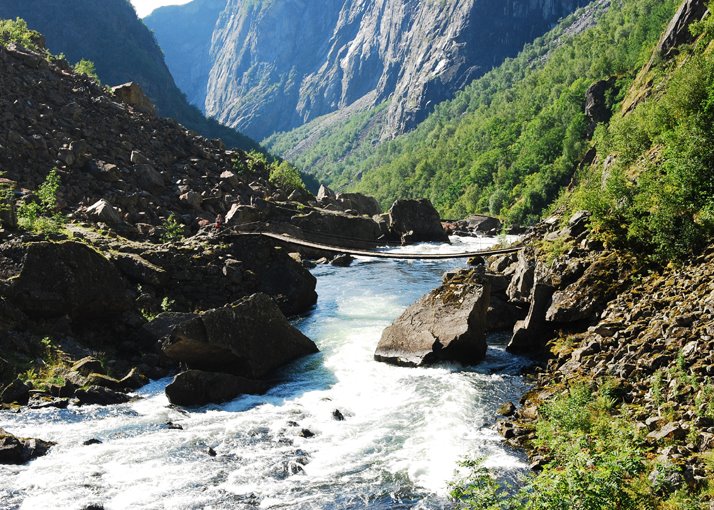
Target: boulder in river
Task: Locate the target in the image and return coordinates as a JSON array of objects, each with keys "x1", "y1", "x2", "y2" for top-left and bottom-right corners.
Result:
[
  {"x1": 165, "y1": 370, "x2": 269, "y2": 406},
  {"x1": 162, "y1": 293, "x2": 318, "y2": 378},
  {"x1": 0, "y1": 428, "x2": 55, "y2": 465},
  {"x1": 375, "y1": 268, "x2": 490, "y2": 367},
  {"x1": 387, "y1": 199, "x2": 450, "y2": 244}
]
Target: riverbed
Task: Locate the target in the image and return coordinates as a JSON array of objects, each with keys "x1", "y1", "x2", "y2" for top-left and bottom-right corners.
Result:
[{"x1": 0, "y1": 236, "x2": 530, "y2": 509}]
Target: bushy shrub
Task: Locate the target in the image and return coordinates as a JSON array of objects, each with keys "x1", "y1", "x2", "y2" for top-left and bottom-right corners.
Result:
[
  {"x1": 269, "y1": 160, "x2": 306, "y2": 192},
  {"x1": 17, "y1": 168, "x2": 65, "y2": 234},
  {"x1": 0, "y1": 18, "x2": 43, "y2": 51}
]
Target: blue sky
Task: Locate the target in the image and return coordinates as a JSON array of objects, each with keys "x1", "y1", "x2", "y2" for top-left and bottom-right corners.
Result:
[{"x1": 129, "y1": 0, "x2": 193, "y2": 18}]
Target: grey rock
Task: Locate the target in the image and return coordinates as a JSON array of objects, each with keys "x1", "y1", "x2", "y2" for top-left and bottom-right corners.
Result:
[
  {"x1": 86, "y1": 199, "x2": 123, "y2": 226},
  {"x1": 375, "y1": 271, "x2": 490, "y2": 367},
  {"x1": 507, "y1": 283, "x2": 555, "y2": 354},
  {"x1": 0, "y1": 428, "x2": 55, "y2": 465},
  {"x1": 387, "y1": 199, "x2": 449, "y2": 244}
]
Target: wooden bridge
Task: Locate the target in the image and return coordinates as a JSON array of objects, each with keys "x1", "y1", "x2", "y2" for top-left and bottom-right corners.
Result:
[{"x1": 255, "y1": 232, "x2": 523, "y2": 260}]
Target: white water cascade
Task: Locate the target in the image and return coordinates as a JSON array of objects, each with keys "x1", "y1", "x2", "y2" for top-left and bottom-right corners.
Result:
[{"x1": 0, "y1": 236, "x2": 529, "y2": 509}]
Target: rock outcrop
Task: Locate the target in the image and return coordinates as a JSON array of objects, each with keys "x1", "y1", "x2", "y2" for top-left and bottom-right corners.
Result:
[
  {"x1": 6, "y1": 241, "x2": 131, "y2": 320},
  {"x1": 162, "y1": 293, "x2": 318, "y2": 378},
  {"x1": 375, "y1": 268, "x2": 490, "y2": 367}
]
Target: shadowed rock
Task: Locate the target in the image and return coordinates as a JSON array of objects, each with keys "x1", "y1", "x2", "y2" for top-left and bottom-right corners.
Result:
[
  {"x1": 165, "y1": 370, "x2": 269, "y2": 406},
  {"x1": 162, "y1": 293, "x2": 318, "y2": 378}
]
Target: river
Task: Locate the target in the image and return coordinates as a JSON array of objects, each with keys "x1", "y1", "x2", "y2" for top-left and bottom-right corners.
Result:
[{"x1": 0, "y1": 236, "x2": 530, "y2": 509}]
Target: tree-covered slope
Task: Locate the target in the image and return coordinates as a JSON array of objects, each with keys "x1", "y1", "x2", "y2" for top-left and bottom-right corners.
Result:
[
  {"x1": 348, "y1": 0, "x2": 682, "y2": 226},
  {"x1": 0, "y1": 0, "x2": 260, "y2": 151}
]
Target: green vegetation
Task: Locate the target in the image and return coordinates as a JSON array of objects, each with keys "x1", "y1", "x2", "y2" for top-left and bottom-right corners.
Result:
[
  {"x1": 0, "y1": 17, "x2": 43, "y2": 51},
  {"x1": 17, "y1": 168, "x2": 65, "y2": 234},
  {"x1": 73, "y1": 58, "x2": 100, "y2": 83},
  {"x1": 269, "y1": 160, "x2": 306, "y2": 192},
  {"x1": 450, "y1": 383, "x2": 712, "y2": 509},
  {"x1": 160, "y1": 213, "x2": 184, "y2": 243},
  {"x1": 350, "y1": 0, "x2": 679, "y2": 226},
  {"x1": 566, "y1": 9, "x2": 714, "y2": 262}
]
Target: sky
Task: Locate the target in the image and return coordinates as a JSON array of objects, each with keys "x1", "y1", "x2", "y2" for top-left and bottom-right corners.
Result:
[{"x1": 129, "y1": 0, "x2": 193, "y2": 18}]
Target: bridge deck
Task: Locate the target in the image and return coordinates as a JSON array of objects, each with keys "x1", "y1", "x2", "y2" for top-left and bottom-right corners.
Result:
[{"x1": 255, "y1": 232, "x2": 522, "y2": 260}]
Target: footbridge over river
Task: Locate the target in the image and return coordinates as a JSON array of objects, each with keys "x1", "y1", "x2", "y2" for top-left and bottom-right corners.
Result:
[{"x1": 252, "y1": 232, "x2": 523, "y2": 260}]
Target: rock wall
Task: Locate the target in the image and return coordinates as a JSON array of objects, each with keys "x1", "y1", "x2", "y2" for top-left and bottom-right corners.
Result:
[{"x1": 151, "y1": 0, "x2": 591, "y2": 140}]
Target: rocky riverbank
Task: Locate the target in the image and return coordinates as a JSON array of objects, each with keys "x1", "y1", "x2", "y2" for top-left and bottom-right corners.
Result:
[{"x1": 380, "y1": 208, "x2": 713, "y2": 501}]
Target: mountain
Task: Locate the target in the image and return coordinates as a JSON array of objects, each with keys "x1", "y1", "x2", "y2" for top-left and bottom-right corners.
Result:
[
  {"x1": 0, "y1": 0, "x2": 260, "y2": 151},
  {"x1": 148, "y1": 0, "x2": 591, "y2": 142},
  {"x1": 334, "y1": 0, "x2": 683, "y2": 225},
  {"x1": 144, "y1": 0, "x2": 226, "y2": 110}
]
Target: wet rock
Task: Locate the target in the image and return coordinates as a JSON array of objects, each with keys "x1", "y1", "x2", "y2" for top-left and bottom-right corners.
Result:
[
  {"x1": 299, "y1": 429, "x2": 314, "y2": 438},
  {"x1": 387, "y1": 199, "x2": 449, "y2": 244},
  {"x1": 1, "y1": 378, "x2": 30, "y2": 405},
  {"x1": 207, "y1": 447, "x2": 217, "y2": 457},
  {"x1": 0, "y1": 428, "x2": 55, "y2": 465},
  {"x1": 332, "y1": 409, "x2": 345, "y2": 421},
  {"x1": 466, "y1": 215, "x2": 502, "y2": 234},
  {"x1": 166, "y1": 421, "x2": 184, "y2": 430},
  {"x1": 498, "y1": 402, "x2": 516, "y2": 417},
  {"x1": 330, "y1": 254, "x2": 354, "y2": 267},
  {"x1": 120, "y1": 367, "x2": 149, "y2": 391},
  {"x1": 375, "y1": 269, "x2": 490, "y2": 367},
  {"x1": 165, "y1": 369, "x2": 269, "y2": 406},
  {"x1": 162, "y1": 293, "x2": 318, "y2": 379},
  {"x1": 83, "y1": 438, "x2": 103, "y2": 446},
  {"x1": 74, "y1": 386, "x2": 132, "y2": 406},
  {"x1": 27, "y1": 394, "x2": 70, "y2": 409}
]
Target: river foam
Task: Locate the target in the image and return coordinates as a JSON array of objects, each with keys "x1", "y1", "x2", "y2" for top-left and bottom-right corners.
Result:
[{"x1": 0, "y1": 236, "x2": 529, "y2": 509}]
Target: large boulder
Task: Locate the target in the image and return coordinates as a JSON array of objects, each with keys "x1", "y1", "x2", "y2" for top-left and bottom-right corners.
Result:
[
  {"x1": 111, "y1": 82, "x2": 156, "y2": 115},
  {"x1": 387, "y1": 199, "x2": 450, "y2": 244},
  {"x1": 334, "y1": 193, "x2": 381, "y2": 216},
  {"x1": 6, "y1": 241, "x2": 131, "y2": 320},
  {"x1": 162, "y1": 293, "x2": 318, "y2": 378},
  {"x1": 86, "y1": 199, "x2": 123, "y2": 226},
  {"x1": 466, "y1": 215, "x2": 502, "y2": 234},
  {"x1": 165, "y1": 370, "x2": 269, "y2": 406},
  {"x1": 486, "y1": 273, "x2": 527, "y2": 332},
  {"x1": 375, "y1": 269, "x2": 490, "y2": 367},
  {"x1": 0, "y1": 428, "x2": 54, "y2": 465}
]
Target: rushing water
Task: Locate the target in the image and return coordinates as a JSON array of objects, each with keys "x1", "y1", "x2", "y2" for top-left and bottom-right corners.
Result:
[{"x1": 0, "y1": 236, "x2": 530, "y2": 510}]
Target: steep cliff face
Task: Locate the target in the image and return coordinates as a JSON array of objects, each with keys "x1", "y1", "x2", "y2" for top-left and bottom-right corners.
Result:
[
  {"x1": 144, "y1": 0, "x2": 226, "y2": 110},
  {"x1": 201, "y1": 0, "x2": 591, "y2": 140},
  {"x1": 0, "y1": 0, "x2": 259, "y2": 150}
]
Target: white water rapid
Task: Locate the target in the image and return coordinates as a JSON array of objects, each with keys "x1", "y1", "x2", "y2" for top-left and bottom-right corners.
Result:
[{"x1": 0, "y1": 236, "x2": 530, "y2": 509}]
